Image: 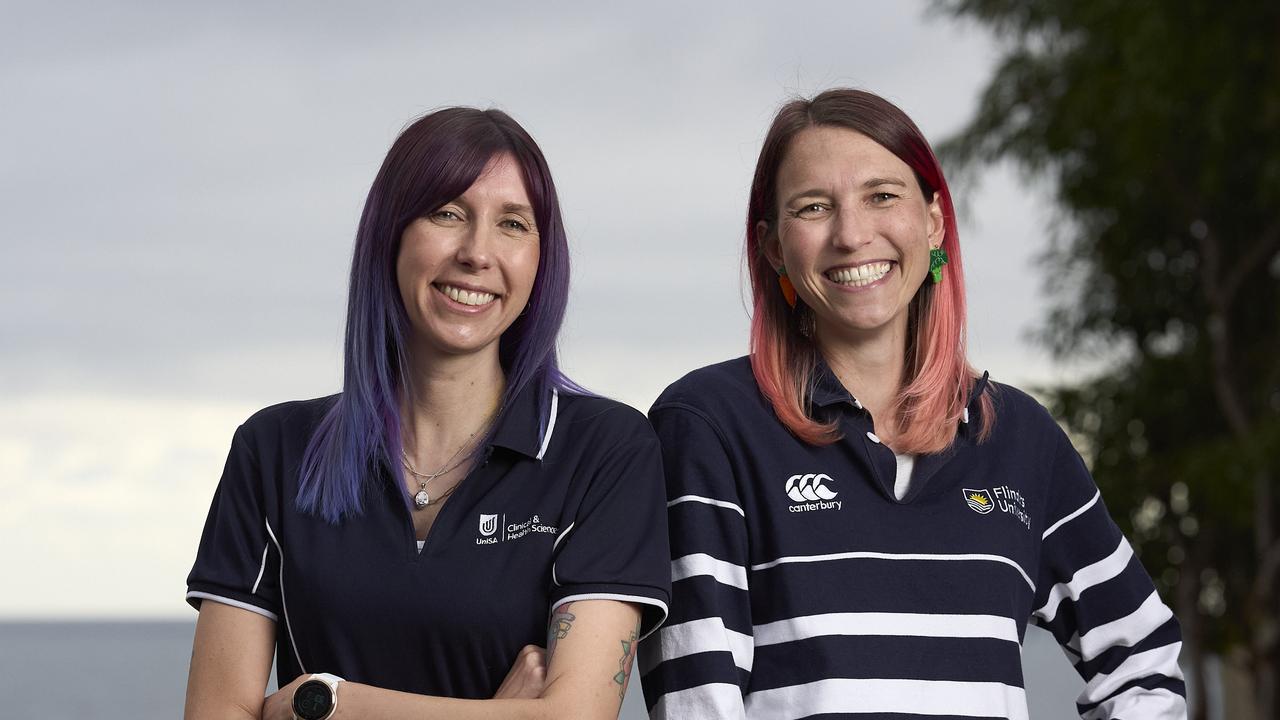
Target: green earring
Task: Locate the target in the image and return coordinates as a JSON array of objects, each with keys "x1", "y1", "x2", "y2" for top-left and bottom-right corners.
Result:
[{"x1": 929, "y1": 246, "x2": 949, "y2": 284}]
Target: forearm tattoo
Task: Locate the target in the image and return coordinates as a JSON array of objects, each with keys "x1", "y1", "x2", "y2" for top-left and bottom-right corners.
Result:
[
  {"x1": 613, "y1": 620, "x2": 641, "y2": 699},
  {"x1": 547, "y1": 603, "x2": 576, "y2": 660}
]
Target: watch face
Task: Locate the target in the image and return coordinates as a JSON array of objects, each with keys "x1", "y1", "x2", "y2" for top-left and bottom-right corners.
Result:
[{"x1": 292, "y1": 679, "x2": 334, "y2": 720}]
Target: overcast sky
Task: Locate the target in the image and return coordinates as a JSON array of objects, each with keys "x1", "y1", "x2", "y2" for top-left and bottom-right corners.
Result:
[{"x1": 0, "y1": 1, "x2": 1079, "y2": 619}]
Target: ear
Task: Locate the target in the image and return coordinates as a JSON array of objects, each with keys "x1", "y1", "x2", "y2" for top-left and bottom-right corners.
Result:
[
  {"x1": 925, "y1": 192, "x2": 945, "y2": 247},
  {"x1": 757, "y1": 219, "x2": 783, "y2": 271}
]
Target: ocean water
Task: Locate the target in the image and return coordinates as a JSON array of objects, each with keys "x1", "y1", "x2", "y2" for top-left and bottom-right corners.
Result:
[{"x1": 0, "y1": 621, "x2": 1082, "y2": 719}]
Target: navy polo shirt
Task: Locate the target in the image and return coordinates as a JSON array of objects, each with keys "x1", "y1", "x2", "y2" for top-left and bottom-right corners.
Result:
[
  {"x1": 641, "y1": 356, "x2": 1185, "y2": 719},
  {"x1": 186, "y1": 381, "x2": 670, "y2": 699}
]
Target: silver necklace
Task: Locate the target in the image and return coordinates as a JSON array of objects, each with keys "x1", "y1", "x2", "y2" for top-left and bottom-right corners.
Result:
[
  {"x1": 401, "y1": 409, "x2": 498, "y2": 509},
  {"x1": 402, "y1": 447, "x2": 472, "y2": 508}
]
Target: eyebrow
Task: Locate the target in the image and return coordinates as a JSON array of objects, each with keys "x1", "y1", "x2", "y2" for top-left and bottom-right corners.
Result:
[
  {"x1": 862, "y1": 177, "x2": 908, "y2": 189},
  {"x1": 783, "y1": 177, "x2": 910, "y2": 206},
  {"x1": 502, "y1": 202, "x2": 535, "y2": 216}
]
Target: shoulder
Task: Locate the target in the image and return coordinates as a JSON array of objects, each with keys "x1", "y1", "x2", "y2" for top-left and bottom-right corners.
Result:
[
  {"x1": 984, "y1": 381, "x2": 1058, "y2": 428},
  {"x1": 978, "y1": 379, "x2": 1072, "y2": 457},
  {"x1": 555, "y1": 391, "x2": 656, "y2": 446},
  {"x1": 235, "y1": 394, "x2": 341, "y2": 454},
  {"x1": 651, "y1": 356, "x2": 763, "y2": 419}
]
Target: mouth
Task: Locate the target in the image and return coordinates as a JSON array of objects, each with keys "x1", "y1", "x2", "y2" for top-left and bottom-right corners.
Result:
[
  {"x1": 826, "y1": 261, "x2": 894, "y2": 287},
  {"x1": 433, "y1": 283, "x2": 499, "y2": 307}
]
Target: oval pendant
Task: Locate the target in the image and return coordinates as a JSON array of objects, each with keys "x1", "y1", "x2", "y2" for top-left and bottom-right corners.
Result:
[{"x1": 414, "y1": 489, "x2": 430, "y2": 509}]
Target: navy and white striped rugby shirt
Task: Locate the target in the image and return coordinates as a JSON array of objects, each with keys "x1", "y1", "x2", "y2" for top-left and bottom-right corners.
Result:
[
  {"x1": 186, "y1": 382, "x2": 670, "y2": 698},
  {"x1": 640, "y1": 356, "x2": 1185, "y2": 720}
]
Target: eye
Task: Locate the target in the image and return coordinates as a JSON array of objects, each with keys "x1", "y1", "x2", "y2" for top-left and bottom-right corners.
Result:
[
  {"x1": 430, "y1": 208, "x2": 463, "y2": 223},
  {"x1": 501, "y1": 217, "x2": 531, "y2": 233},
  {"x1": 870, "y1": 192, "x2": 899, "y2": 204},
  {"x1": 791, "y1": 203, "x2": 830, "y2": 219}
]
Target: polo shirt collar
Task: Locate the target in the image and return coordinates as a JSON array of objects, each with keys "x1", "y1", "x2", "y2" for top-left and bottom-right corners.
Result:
[
  {"x1": 489, "y1": 376, "x2": 549, "y2": 459},
  {"x1": 808, "y1": 354, "x2": 856, "y2": 409},
  {"x1": 807, "y1": 355, "x2": 993, "y2": 417}
]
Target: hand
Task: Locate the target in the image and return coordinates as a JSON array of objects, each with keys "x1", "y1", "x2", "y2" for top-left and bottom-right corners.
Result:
[
  {"x1": 492, "y1": 644, "x2": 547, "y2": 699},
  {"x1": 261, "y1": 674, "x2": 308, "y2": 720}
]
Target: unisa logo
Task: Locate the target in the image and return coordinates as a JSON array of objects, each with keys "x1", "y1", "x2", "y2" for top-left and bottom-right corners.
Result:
[{"x1": 479, "y1": 513, "x2": 499, "y2": 537}]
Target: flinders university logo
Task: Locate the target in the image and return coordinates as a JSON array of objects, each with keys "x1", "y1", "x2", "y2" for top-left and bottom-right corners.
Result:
[
  {"x1": 478, "y1": 513, "x2": 499, "y2": 537},
  {"x1": 963, "y1": 488, "x2": 995, "y2": 514},
  {"x1": 785, "y1": 473, "x2": 842, "y2": 513}
]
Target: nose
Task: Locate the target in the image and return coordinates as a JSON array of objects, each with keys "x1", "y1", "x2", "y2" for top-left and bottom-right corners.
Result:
[
  {"x1": 831, "y1": 206, "x2": 873, "y2": 251},
  {"x1": 455, "y1": 222, "x2": 494, "y2": 270}
]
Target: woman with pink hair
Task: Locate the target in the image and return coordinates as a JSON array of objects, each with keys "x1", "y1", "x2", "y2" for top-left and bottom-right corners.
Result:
[{"x1": 640, "y1": 89, "x2": 1186, "y2": 719}]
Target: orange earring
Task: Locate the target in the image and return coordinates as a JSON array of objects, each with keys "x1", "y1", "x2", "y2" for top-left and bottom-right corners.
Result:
[{"x1": 777, "y1": 266, "x2": 797, "y2": 308}]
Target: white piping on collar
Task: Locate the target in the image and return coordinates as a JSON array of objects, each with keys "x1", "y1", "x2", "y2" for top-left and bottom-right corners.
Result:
[{"x1": 536, "y1": 388, "x2": 559, "y2": 461}]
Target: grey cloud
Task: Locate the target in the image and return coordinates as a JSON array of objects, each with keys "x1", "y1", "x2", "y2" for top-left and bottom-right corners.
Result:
[{"x1": 1, "y1": 1, "x2": 1049, "y2": 404}]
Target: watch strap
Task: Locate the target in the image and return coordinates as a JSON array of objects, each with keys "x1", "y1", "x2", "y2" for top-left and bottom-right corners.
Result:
[{"x1": 292, "y1": 672, "x2": 345, "y2": 720}]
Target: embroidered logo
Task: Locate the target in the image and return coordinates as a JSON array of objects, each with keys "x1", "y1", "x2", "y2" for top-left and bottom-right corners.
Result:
[
  {"x1": 474, "y1": 512, "x2": 558, "y2": 546},
  {"x1": 786, "y1": 473, "x2": 838, "y2": 501},
  {"x1": 964, "y1": 488, "x2": 995, "y2": 514},
  {"x1": 963, "y1": 487, "x2": 1032, "y2": 530},
  {"x1": 785, "y1": 473, "x2": 842, "y2": 513}
]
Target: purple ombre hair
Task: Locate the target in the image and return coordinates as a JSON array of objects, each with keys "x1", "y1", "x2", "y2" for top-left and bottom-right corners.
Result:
[{"x1": 296, "y1": 107, "x2": 582, "y2": 522}]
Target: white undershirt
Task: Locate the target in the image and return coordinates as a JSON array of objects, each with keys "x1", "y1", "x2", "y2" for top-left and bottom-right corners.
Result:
[{"x1": 893, "y1": 452, "x2": 916, "y2": 500}]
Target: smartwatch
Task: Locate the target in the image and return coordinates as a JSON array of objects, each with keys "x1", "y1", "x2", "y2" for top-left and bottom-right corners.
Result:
[{"x1": 291, "y1": 672, "x2": 344, "y2": 720}]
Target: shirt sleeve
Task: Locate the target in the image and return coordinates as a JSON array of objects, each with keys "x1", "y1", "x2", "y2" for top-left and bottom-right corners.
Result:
[
  {"x1": 185, "y1": 423, "x2": 281, "y2": 622},
  {"x1": 548, "y1": 424, "x2": 671, "y2": 641},
  {"x1": 640, "y1": 404, "x2": 751, "y2": 720},
  {"x1": 1032, "y1": 425, "x2": 1187, "y2": 719}
]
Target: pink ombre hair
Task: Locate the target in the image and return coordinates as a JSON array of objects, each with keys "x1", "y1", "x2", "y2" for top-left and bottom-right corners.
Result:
[{"x1": 747, "y1": 89, "x2": 994, "y2": 453}]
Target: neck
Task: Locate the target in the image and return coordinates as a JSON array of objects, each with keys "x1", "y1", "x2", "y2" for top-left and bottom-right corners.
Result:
[
  {"x1": 815, "y1": 313, "x2": 909, "y2": 438},
  {"x1": 400, "y1": 344, "x2": 506, "y2": 457}
]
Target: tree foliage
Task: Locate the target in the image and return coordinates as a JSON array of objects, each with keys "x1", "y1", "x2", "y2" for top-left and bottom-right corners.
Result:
[{"x1": 935, "y1": 1, "x2": 1280, "y2": 715}]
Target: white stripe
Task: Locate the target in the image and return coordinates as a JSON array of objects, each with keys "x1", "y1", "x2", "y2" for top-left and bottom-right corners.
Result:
[
  {"x1": 1083, "y1": 683, "x2": 1186, "y2": 720},
  {"x1": 744, "y1": 678, "x2": 1028, "y2": 720},
  {"x1": 186, "y1": 592, "x2": 279, "y2": 622},
  {"x1": 1043, "y1": 490, "x2": 1101, "y2": 540},
  {"x1": 668, "y1": 494, "x2": 746, "y2": 517},
  {"x1": 536, "y1": 388, "x2": 559, "y2": 460},
  {"x1": 641, "y1": 617, "x2": 753, "y2": 675},
  {"x1": 754, "y1": 611, "x2": 1019, "y2": 647},
  {"x1": 1083, "y1": 641, "x2": 1184, "y2": 704},
  {"x1": 1035, "y1": 539, "x2": 1134, "y2": 622},
  {"x1": 752, "y1": 551, "x2": 1034, "y2": 591},
  {"x1": 1078, "y1": 591, "x2": 1174, "y2": 662},
  {"x1": 250, "y1": 542, "x2": 269, "y2": 595},
  {"x1": 264, "y1": 518, "x2": 306, "y2": 674},
  {"x1": 552, "y1": 521, "x2": 575, "y2": 552},
  {"x1": 649, "y1": 683, "x2": 745, "y2": 720},
  {"x1": 672, "y1": 553, "x2": 749, "y2": 590},
  {"x1": 550, "y1": 593, "x2": 669, "y2": 641},
  {"x1": 550, "y1": 520, "x2": 575, "y2": 588}
]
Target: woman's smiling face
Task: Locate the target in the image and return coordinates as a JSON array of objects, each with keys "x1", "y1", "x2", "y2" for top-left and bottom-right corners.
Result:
[
  {"x1": 396, "y1": 153, "x2": 541, "y2": 361},
  {"x1": 762, "y1": 125, "x2": 943, "y2": 342}
]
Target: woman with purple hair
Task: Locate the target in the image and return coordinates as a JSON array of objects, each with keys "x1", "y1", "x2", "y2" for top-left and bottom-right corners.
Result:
[{"x1": 183, "y1": 107, "x2": 670, "y2": 719}]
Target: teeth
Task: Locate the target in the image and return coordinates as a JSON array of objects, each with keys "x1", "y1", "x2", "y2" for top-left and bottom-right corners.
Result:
[
  {"x1": 440, "y1": 284, "x2": 497, "y2": 306},
  {"x1": 828, "y1": 262, "x2": 892, "y2": 287}
]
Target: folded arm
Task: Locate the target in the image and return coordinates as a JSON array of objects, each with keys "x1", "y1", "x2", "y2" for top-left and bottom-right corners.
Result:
[{"x1": 185, "y1": 598, "x2": 641, "y2": 720}]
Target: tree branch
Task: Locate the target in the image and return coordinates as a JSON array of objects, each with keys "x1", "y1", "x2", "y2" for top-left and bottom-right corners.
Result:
[{"x1": 1222, "y1": 217, "x2": 1280, "y2": 307}]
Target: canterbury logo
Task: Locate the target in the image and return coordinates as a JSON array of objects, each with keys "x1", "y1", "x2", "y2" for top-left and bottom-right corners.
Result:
[
  {"x1": 963, "y1": 488, "x2": 995, "y2": 514},
  {"x1": 786, "y1": 473, "x2": 838, "y2": 502}
]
